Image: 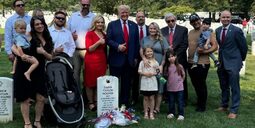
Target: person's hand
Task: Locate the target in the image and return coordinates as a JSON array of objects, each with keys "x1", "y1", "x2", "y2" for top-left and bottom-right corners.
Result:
[
  {"x1": 134, "y1": 59, "x2": 138, "y2": 66},
  {"x1": 37, "y1": 46, "x2": 46, "y2": 54},
  {"x1": 8, "y1": 54, "x2": 15, "y2": 62},
  {"x1": 72, "y1": 31, "x2": 78, "y2": 41},
  {"x1": 99, "y1": 38, "x2": 105, "y2": 45},
  {"x1": 158, "y1": 65, "x2": 163, "y2": 74},
  {"x1": 118, "y1": 43, "x2": 126, "y2": 52},
  {"x1": 197, "y1": 47, "x2": 205, "y2": 54},
  {"x1": 204, "y1": 45, "x2": 209, "y2": 50},
  {"x1": 143, "y1": 58, "x2": 150, "y2": 68},
  {"x1": 55, "y1": 45, "x2": 64, "y2": 53}
]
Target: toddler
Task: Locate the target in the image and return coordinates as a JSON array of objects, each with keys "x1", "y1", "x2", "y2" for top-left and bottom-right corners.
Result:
[
  {"x1": 191, "y1": 18, "x2": 219, "y2": 69},
  {"x1": 11, "y1": 19, "x2": 38, "y2": 81}
]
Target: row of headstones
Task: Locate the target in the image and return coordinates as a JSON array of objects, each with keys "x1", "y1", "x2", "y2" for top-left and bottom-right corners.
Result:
[
  {"x1": 240, "y1": 28, "x2": 255, "y2": 75},
  {"x1": 1, "y1": 32, "x2": 255, "y2": 121},
  {"x1": 0, "y1": 76, "x2": 119, "y2": 123}
]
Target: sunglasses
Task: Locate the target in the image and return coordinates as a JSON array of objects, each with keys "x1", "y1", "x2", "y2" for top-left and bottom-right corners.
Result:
[
  {"x1": 15, "y1": 4, "x2": 25, "y2": 7},
  {"x1": 166, "y1": 20, "x2": 175, "y2": 23},
  {"x1": 55, "y1": 16, "x2": 66, "y2": 21},
  {"x1": 82, "y1": 4, "x2": 90, "y2": 7}
]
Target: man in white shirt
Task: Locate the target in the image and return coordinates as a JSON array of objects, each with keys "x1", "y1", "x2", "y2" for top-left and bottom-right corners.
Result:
[
  {"x1": 67, "y1": 0, "x2": 95, "y2": 102},
  {"x1": 49, "y1": 11, "x2": 75, "y2": 57},
  {"x1": 5, "y1": 0, "x2": 31, "y2": 62}
]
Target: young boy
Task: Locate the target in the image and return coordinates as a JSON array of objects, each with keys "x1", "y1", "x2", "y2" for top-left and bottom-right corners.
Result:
[
  {"x1": 11, "y1": 19, "x2": 38, "y2": 81},
  {"x1": 191, "y1": 18, "x2": 219, "y2": 69}
]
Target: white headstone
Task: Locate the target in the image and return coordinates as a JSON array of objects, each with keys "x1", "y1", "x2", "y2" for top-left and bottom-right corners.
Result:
[
  {"x1": 0, "y1": 77, "x2": 13, "y2": 123},
  {"x1": 240, "y1": 61, "x2": 246, "y2": 75},
  {"x1": 97, "y1": 76, "x2": 118, "y2": 117},
  {"x1": 252, "y1": 41, "x2": 255, "y2": 56}
]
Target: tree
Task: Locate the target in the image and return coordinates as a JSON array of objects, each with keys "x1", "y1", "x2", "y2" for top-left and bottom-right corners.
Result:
[
  {"x1": 161, "y1": 5, "x2": 195, "y2": 16},
  {"x1": 91, "y1": 0, "x2": 120, "y2": 15}
]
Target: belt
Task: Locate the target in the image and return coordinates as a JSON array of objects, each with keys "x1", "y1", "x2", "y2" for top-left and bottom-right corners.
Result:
[{"x1": 76, "y1": 48, "x2": 86, "y2": 50}]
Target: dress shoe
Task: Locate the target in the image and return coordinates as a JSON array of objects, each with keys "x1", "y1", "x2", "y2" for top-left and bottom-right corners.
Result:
[
  {"x1": 214, "y1": 107, "x2": 228, "y2": 112},
  {"x1": 228, "y1": 113, "x2": 237, "y2": 119}
]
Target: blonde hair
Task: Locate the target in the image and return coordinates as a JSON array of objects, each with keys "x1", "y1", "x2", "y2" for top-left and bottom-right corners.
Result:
[
  {"x1": 118, "y1": 5, "x2": 130, "y2": 14},
  {"x1": 14, "y1": 19, "x2": 26, "y2": 29},
  {"x1": 149, "y1": 22, "x2": 163, "y2": 41},
  {"x1": 32, "y1": 8, "x2": 43, "y2": 17},
  {"x1": 90, "y1": 15, "x2": 105, "y2": 31}
]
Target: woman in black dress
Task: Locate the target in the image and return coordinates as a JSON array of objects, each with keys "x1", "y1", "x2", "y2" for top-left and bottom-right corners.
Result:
[{"x1": 14, "y1": 16, "x2": 53, "y2": 128}]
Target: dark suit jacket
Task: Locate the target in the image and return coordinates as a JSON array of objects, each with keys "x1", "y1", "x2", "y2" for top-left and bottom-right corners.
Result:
[
  {"x1": 107, "y1": 19, "x2": 140, "y2": 67},
  {"x1": 216, "y1": 24, "x2": 248, "y2": 70},
  {"x1": 161, "y1": 25, "x2": 188, "y2": 67},
  {"x1": 137, "y1": 24, "x2": 149, "y2": 39},
  {"x1": 145, "y1": 25, "x2": 149, "y2": 37}
]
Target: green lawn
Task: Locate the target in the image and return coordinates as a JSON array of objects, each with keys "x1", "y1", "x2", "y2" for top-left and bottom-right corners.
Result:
[{"x1": 0, "y1": 35, "x2": 255, "y2": 128}]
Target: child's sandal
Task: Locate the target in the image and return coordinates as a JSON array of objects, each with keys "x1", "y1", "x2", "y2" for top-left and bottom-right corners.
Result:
[
  {"x1": 144, "y1": 113, "x2": 149, "y2": 119},
  {"x1": 33, "y1": 120, "x2": 42, "y2": 128},
  {"x1": 24, "y1": 123, "x2": 32, "y2": 128},
  {"x1": 150, "y1": 113, "x2": 155, "y2": 120}
]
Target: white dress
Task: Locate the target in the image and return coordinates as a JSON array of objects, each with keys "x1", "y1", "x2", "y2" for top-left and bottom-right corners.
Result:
[{"x1": 138, "y1": 60, "x2": 159, "y2": 91}]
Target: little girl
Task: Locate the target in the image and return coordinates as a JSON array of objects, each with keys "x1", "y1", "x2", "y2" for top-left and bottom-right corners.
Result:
[
  {"x1": 163, "y1": 49, "x2": 185, "y2": 121},
  {"x1": 11, "y1": 19, "x2": 39, "y2": 81},
  {"x1": 138, "y1": 46, "x2": 159, "y2": 120}
]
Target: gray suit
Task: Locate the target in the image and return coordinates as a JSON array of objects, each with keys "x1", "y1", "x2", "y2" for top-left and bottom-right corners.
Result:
[{"x1": 215, "y1": 24, "x2": 248, "y2": 113}]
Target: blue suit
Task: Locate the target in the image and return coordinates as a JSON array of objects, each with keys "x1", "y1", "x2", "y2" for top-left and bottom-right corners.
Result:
[
  {"x1": 215, "y1": 24, "x2": 248, "y2": 113},
  {"x1": 106, "y1": 19, "x2": 139, "y2": 106}
]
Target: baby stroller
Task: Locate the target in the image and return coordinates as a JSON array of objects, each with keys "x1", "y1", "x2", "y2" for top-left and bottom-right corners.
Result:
[{"x1": 44, "y1": 53, "x2": 85, "y2": 125}]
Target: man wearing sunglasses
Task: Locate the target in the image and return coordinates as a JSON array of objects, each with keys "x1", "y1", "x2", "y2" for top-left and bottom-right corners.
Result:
[
  {"x1": 5, "y1": 0, "x2": 31, "y2": 62},
  {"x1": 49, "y1": 11, "x2": 76, "y2": 58},
  {"x1": 67, "y1": 0, "x2": 95, "y2": 104},
  {"x1": 161, "y1": 13, "x2": 188, "y2": 105}
]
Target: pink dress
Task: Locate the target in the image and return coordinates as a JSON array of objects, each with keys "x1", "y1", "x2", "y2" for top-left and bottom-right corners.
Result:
[{"x1": 167, "y1": 64, "x2": 185, "y2": 92}]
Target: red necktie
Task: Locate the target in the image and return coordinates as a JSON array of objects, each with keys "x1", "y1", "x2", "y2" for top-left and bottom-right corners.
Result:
[
  {"x1": 221, "y1": 28, "x2": 226, "y2": 43},
  {"x1": 169, "y1": 28, "x2": 173, "y2": 47},
  {"x1": 123, "y1": 21, "x2": 129, "y2": 52},
  {"x1": 139, "y1": 26, "x2": 144, "y2": 40}
]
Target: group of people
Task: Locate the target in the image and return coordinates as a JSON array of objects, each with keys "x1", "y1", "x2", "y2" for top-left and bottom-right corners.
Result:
[{"x1": 4, "y1": 0, "x2": 248, "y2": 127}]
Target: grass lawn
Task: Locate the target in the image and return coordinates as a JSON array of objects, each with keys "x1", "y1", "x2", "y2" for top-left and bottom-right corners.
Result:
[{"x1": 0, "y1": 34, "x2": 255, "y2": 128}]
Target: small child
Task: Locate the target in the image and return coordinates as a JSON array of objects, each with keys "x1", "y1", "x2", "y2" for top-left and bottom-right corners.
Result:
[
  {"x1": 191, "y1": 18, "x2": 219, "y2": 69},
  {"x1": 164, "y1": 49, "x2": 185, "y2": 121},
  {"x1": 11, "y1": 19, "x2": 39, "y2": 81},
  {"x1": 138, "y1": 46, "x2": 159, "y2": 120}
]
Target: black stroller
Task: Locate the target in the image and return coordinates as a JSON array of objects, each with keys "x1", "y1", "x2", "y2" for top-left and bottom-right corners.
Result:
[{"x1": 44, "y1": 54, "x2": 85, "y2": 126}]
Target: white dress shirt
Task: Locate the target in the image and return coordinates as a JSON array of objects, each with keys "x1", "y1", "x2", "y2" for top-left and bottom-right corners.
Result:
[
  {"x1": 120, "y1": 19, "x2": 129, "y2": 33},
  {"x1": 49, "y1": 26, "x2": 76, "y2": 57},
  {"x1": 137, "y1": 24, "x2": 148, "y2": 37},
  {"x1": 67, "y1": 11, "x2": 95, "y2": 49}
]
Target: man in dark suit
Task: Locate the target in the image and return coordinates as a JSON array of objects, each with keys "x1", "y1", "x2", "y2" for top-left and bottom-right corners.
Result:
[
  {"x1": 215, "y1": 10, "x2": 248, "y2": 119},
  {"x1": 161, "y1": 13, "x2": 188, "y2": 104},
  {"x1": 106, "y1": 5, "x2": 140, "y2": 107},
  {"x1": 130, "y1": 10, "x2": 149, "y2": 106}
]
